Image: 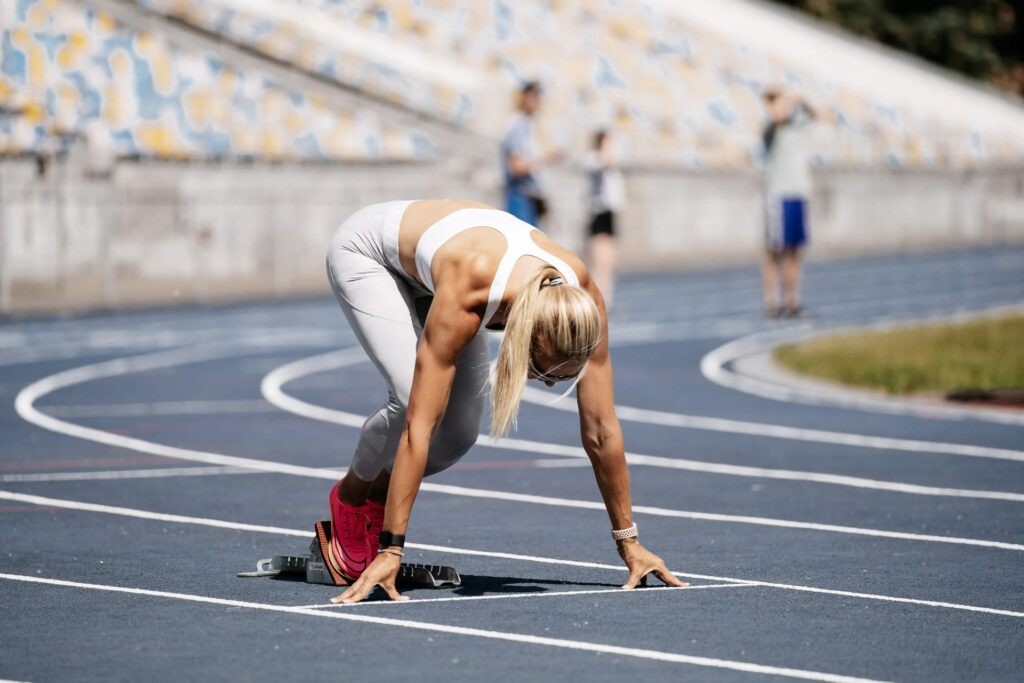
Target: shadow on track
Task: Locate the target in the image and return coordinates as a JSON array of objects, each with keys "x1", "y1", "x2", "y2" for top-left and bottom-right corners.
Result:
[{"x1": 452, "y1": 574, "x2": 620, "y2": 596}]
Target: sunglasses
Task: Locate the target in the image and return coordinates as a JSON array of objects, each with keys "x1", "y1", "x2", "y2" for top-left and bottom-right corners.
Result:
[{"x1": 528, "y1": 357, "x2": 580, "y2": 383}]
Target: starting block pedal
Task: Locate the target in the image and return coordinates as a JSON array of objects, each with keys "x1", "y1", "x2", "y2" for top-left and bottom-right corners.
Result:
[
  {"x1": 238, "y1": 520, "x2": 461, "y2": 590},
  {"x1": 236, "y1": 554, "x2": 307, "y2": 579}
]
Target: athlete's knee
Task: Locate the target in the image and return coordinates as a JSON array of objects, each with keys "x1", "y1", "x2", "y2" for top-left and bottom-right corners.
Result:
[
  {"x1": 362, "y1": 400, "x2": 404, "y2": 429},
  {"x1": 445, "y1": 398, "x2": 485, "y2": 449},
  {"x1": 442, "y1": 421, "x2": 480, "y2": 458},
  {"x1": 428, "y1": 411, "x2": 482, "y2": 471}
]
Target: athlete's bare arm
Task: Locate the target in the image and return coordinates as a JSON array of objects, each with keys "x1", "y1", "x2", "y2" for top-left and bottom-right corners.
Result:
[
  {"x1": 576, "y1": 276, "x2": 686, "y2": 590},
  {"x1": 334, "y1": 255, "x2": 491, "y2": 603}
]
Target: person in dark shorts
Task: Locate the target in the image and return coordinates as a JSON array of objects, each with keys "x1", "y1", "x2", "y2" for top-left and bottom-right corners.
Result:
[
  {"x1": 585, "y1": 129, "x2": 625, "y2": 309},
  {"x1": 761, "y1": 87, "x2": 815, "y2": 318}
]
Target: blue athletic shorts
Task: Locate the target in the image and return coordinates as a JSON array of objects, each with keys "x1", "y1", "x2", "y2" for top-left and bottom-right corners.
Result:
[{"x1": 765, "y1": 197, "x2": 808, "y2": 251}]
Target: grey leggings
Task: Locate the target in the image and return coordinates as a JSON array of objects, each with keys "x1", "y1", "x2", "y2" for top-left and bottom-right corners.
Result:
[{"x1": 326, "y1": 203, "x2": 489, "y2": 482}]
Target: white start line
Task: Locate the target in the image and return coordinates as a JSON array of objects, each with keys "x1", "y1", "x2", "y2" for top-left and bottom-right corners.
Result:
[
  {"x1": 0, "y1": 572, "x2": 888, "y2": 683},
  {"x1": 1, "y1": 489, "x2": 1021, "y2": 620}
]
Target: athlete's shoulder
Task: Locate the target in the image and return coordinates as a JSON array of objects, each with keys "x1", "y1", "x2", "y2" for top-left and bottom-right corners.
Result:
[
  {"x1": 430, "y1": 251, "x2": 494, "y2": 311},
  {"x1": 463, "y1": 251, "x2": 499, "y2": 291}
]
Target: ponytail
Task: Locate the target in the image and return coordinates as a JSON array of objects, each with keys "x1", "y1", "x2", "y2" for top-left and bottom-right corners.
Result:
[{"x1": 491, "y1": 266, "x2": 600, "y2": 437}]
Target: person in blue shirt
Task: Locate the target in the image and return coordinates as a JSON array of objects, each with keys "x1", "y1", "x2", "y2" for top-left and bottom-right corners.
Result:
[{"x1": 501, "y1": 81, "x2": 561, "y2": 226}]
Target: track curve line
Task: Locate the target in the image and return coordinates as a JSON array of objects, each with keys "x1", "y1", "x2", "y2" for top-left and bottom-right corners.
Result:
[
  {"x1": 13, "y1": 342, "x2": 1024, "y2": 552},
  {"x1": 268, "y1": 350, "x2": 1024, "y2": 503},
  {"x1": 699, "y1": 305, "x2": 1024, "y2": 427}
]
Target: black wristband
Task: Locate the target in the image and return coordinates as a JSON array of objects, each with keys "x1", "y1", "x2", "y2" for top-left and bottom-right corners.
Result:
[{"x1": 378, "y1": 531, "x2": 406, "y2": 549}]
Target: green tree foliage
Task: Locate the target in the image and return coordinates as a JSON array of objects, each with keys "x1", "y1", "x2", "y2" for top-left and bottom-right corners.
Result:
[{"x1": 770, "y1": 0, "x2": 1024, "y2": 95}]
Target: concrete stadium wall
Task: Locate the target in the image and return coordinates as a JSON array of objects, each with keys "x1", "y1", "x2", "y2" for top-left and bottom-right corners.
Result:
[
  {"x1": 2, "y1": 159, "x2": 1023, "y2": 314},
  {"x1": 0, "y1": 157, "x2": 493, "y2": 314}
]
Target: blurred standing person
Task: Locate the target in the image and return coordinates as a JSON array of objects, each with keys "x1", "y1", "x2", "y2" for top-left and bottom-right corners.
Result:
[
  {"x1": 501, "y1": 81, "x2": 561, "y2": 226},
  {"x1": 761, "y1": 87, "x2": 815, "y2": 318},
  {"x1": 584, "y1": 129, "x2": 626, "y2": 310}
]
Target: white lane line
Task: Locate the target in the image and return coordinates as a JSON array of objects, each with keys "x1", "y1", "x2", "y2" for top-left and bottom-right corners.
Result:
[
  {"x1": 0, "y1": 328, "x2": 343, "y2": 368},
  {"x1": 517, "y1": 394, "x2": 1024, "y2": 498},
  {"x1": 295, "y1": 583, "x2": 758, "y2": 609},
  {"x1": 524, "y1": 390, "x2": 1024, "y2": 465},
  {"x1": 0, "y1": 574, "x2": 888, "y2": 683},
  {"x1": 532, "y1": 459, "x2": 592, "y2": 468},
  {"x1": 0, "y1": 339, "x2": 186, "y2": 368},
  {"x1": 699, "y1": 305, "x2": 1024, "y2": 426},
  {"x1": 400, "y1": 540, "x2": 733, "y2": 582},
  {"x1": 499, "y1": 431, "x2": 1024, "y2": 502},
  {"x1": 0, "y1": 466, "x2": 263, "y2": 483},
  {"x1": 0, "y1": 489, "x2": 740, "y2": 585},
  {"x1": 268, "y1": 350, "x2": 1024, "y2": 503},
  {"x1": 421, "y1": 483, "x2": 1024, "y2": 552},
  {"x1": 608, "y1": 400, "x2": 1024, "y2": 463},
  {"x1": 523, "y1": 384, "x2": 1024, "y2": 466},
  {"x1": 0, "y1": 345, "x2": 156, "y2": 368},
  {"x1": 15, "y1": 346, "x2": 1024, "y2": 552},
  {"x1": 453, "y1": 458, "x2": 593, "y2": 471},
  {"x1": 4, "y1": 490, "x2": 1022, "y2": 620},
  {"x1": 0, "y1": 490, "x2": 313, "y2": 537},
  {"x1": 611, "y1": 317, "x2": 764, "y2": 344},
  {"x1": 736, "y1": 582, "x2": 1024, "y2": 620},
  {"x1": 39, "y1": 400, "x2": 279, "y2": 418}
]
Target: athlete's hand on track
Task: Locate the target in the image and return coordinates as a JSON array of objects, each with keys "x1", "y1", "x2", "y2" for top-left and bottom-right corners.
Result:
[
  {"x1": 332, "y1": 552, "x2": 408, "y2": 604},
  {"x1": 617, "y1": 540, "x2": 688, "y2": 590}
]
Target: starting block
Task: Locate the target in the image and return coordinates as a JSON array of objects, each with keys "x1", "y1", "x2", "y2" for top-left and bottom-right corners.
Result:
[{"x1": 238, "y1": 520, "x2": 461, "y2": 589}]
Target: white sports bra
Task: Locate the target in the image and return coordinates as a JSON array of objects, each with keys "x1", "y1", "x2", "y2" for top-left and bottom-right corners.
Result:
[{"x1": 413, "y1": 208, "x2": 580, "y2": 330}]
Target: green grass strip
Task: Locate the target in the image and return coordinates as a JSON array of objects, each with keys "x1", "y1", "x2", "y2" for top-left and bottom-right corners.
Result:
[{"x1": 774, "y1": 315, "x2": 1024, "y2": 395}]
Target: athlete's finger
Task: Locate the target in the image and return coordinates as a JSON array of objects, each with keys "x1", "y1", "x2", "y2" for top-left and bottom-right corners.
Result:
[
  {"x1": 621, "y1": 568, "x2": 644, "y2": 590},
  {"x1": 340, "y1": 579, "x2": 375, "y2": 604},
  {"x1": 382, "y1": 582, "x2": 408, "y2": 602},
  {"x1": 653, "y1": 564, "x2": 687, "y2": 587},
  {"x1": 333, "y1": 576, "x2": 364, "y2": 604}
]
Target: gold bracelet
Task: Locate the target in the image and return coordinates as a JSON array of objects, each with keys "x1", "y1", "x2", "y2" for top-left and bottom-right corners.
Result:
[{"x1": 378, "y1": 548, "x2": 404, "y2": 558}]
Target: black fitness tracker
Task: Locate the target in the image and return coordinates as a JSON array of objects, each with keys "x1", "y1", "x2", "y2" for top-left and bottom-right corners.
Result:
[{"x1": 378, "y1": 531, "x2": 406, "y2": 549}]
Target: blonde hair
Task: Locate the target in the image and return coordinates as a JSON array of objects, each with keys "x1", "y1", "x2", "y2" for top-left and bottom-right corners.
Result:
[{"x1": 491, "y1": 266, "x2": 601, "y2": 437}]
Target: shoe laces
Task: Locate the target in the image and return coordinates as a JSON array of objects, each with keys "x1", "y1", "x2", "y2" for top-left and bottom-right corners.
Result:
[{"x1": 340, "y1": 507, "x2": 368, "y2": 542}]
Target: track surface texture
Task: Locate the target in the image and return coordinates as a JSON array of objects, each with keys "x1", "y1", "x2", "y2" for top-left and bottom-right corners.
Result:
[{"x1": 2, "y1": 247, "x2": 1022, "y2": 682}]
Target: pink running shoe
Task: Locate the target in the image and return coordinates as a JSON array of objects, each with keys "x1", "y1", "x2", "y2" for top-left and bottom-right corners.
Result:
[
  {"x1": 365, "y1": 500, "x2": 385, "y2": 563},
  {"x1": 328, "y1": 479, "x2": 369, "y2": 580}
]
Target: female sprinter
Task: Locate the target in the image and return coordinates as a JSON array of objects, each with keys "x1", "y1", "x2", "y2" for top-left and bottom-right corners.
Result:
[{"x1": 325, "y1": 199, "x2": 684, "y2": 603}]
